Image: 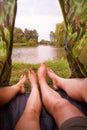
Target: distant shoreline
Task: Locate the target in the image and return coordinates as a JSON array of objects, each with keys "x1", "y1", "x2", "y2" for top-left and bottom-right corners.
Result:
[{"x1": 13, "y1": 43, "x2": 38, "y2": 48}]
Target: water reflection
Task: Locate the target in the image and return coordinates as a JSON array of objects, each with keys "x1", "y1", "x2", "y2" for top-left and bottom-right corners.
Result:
[{"x1": 12, "y1": 45, "x2": 66, "y2": 64}]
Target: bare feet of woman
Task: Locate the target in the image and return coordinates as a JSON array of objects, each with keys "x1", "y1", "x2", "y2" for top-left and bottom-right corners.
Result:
[
  {"x1": 28, "y1": 69, "x2": 37, "y2": 88},
  {"x1": 47, "y1": 68, "x2": 62, "y2": 89},
  {"x1": 15, "y1": 74, "x2": 26, "y2": 94},
  {"x1": 47, "y1": 68, "x2": 87, "y2": 89},
  {"x1": 47, "y1": 68, "x2": 87, "y2": 102}
]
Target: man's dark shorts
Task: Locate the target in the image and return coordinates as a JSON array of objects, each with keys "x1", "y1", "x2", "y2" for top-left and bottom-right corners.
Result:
[{"x1": 60, "y1": 116, "x2": 87, "y2": 130}]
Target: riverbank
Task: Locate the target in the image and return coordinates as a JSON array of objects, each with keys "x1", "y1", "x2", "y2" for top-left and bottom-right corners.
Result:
[
  {"x1": 13, "y1": 42, "x2": 51, "y2": 48},
  {"x1": 10, "y1": 58, "x2": 71, "y2": 91},
  {"x1": 13, "y1": 42, "x2": 38, "y2": 47}
]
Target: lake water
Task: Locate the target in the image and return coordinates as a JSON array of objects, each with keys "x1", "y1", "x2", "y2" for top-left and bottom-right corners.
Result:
[{"x1": 12, "y1": 45, "x2": 66, "y2": 64}]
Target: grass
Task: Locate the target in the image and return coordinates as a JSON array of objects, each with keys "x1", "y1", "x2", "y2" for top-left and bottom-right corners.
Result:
[
  {"x1": 13, "y1": 42, "x2": 37, "y2": 47},
  {"x1": 10, "y1": 58, "x2": 71, "y2": 91},
  {"x1": 13, "y1": 43, "x2": 28, "y2": 47}
]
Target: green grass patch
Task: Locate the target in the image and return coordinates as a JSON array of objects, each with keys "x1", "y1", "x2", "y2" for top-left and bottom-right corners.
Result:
[
  {"x1": 10, "y1": 58, "x2": 71, "y2": 91},
  {"x1": 13, "y1": 43, "x2": 28, "y2": 47},
  {"x1": 13, "y1": 42, "x2": 38, "y2": 47}
]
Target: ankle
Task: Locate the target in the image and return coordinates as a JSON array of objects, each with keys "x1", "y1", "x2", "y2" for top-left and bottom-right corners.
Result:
[
  {"x1": 31, "y1": 84, "x2": 38, "y2": 89},
  {"x1": 39, "y1": 77, "x2": 46, "y2": 83},
  {"x1": 12, "y1": 84, "x2": 20, "y2": 92}
]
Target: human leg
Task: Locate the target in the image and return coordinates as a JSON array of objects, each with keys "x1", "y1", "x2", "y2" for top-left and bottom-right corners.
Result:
[
  {"x1": 15, "y1": 70, "x2": 41, "y2": 130},
  {"x1": 38, "y1": 63, "x2": 85, "y2": 128},
  {"x1": 47, "y1": 68, "x2": 87, "y2": 102},
  {"x1": 0, "y1": 74, "x2": 26, "y2": 105}
]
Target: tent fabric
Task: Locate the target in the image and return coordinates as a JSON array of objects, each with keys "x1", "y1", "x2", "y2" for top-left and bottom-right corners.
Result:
[
  {"x1": 0, "y1": 89, "x2": 87, "y2": 130},
  {"x1": 0, "y1": 0, "x2": 17, "y2": 86},
  {"x1": 59, "y1": 0, "x2": 87, "y2": 77}
]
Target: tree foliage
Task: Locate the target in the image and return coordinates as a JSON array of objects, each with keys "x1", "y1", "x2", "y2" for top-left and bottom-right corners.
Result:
[
  {"x1": 13, "y1": 27, "x2": 25, "y2": 43},
  {"x1": 13, "y1": 27, "x2": 38, "y2": 45},
  {"x1": 50, "y1": 21, "x2": 66, "y2": 47},
  {"x1": 39, "y1": 39, "x2": 51, "y2": 45},
  {"x1": 50, "y1": 31, "x2": 56, "y2": 44},
  {"x1": 24, "y1": 28, "x2": 38, "y2": 42}
]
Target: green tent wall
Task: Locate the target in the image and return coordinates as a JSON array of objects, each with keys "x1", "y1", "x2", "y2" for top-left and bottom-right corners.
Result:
[
  {"x1": 0, "y1": 0, "x2": 17, "y2": 86},
  {"x1": 59, "y1": 0, "x2": 87, "y2": 77}
]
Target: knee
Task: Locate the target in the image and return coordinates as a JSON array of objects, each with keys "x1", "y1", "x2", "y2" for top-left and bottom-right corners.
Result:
[
  {"x1": 30, "y1": 108, "x2": 40, "y2": 118},
  {"x1": 53, "y1": 98, "x2": 69, "y2": 111},
  {"x1": 24, "y1": 108, "x2": 40, "y2": 120}
]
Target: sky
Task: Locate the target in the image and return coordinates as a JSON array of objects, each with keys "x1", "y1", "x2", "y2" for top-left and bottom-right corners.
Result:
[{"x1": 15, "y1": 0, "x2": 64, "y2": 41}]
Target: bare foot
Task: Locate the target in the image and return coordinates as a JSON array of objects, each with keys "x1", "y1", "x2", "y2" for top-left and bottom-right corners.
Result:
[
  {"x1": 38, "y1": 63, "x2": 47, "y2": 81},
  {"x1": 28, "y1": 69, "x2": 38, "y2": 89},
  {"x1": 47, "y1": 68, "x2": 62, "y2": 89},
  {"x1": 28, "y1": 69, "x2": 42, "y2": 116},
  {"x1": 47, "y1": 68, "x2": 87, "y2": 102},
  {"x1": 16, "y1": 74, "x2": 26, "y2": 94}
]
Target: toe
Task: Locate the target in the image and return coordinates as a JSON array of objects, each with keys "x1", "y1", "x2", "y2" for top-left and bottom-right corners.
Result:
[{"x1": 20, "y1": 74, "x2": 24, "y2": 79}]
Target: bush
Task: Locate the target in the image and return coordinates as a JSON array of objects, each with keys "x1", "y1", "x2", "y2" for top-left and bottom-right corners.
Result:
[
  {"x1": 39, "y1": 40, "x2": 51, "y2": 45},
  {"x1": 27, "y1": 40, "x2": 37, "y2": 47}
]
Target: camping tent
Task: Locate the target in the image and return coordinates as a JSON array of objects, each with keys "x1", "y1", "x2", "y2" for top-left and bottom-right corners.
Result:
[{"x1": 0, "y1": 1, "x2": 87, "y2": 130}]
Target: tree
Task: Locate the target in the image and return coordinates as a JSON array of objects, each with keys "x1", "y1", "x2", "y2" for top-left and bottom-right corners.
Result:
[
  {"x1": 24, "y1": 28, "x2": 38, "y2": 42},
  {"x1": 32, "y1": 29, "x2": 38, "y2": 42},
  {"x1": 13, "y1": 27, "x2": 39, "y2": 44},
  {"x1": 39, "y1": 39, "x2": 51, "y2": 45},
  {"x1": 50, "y1": 22, "x2": 66, "y2": 47},
  {"x1": 13, "y1": 27, "x2": 25, "y2": 43},
  {"x1": 50, "y1": 31, "x2": 56, "y2": 45},
  {"x1": 55, "y1": 22, "x2": 66, "y2": 47}
]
